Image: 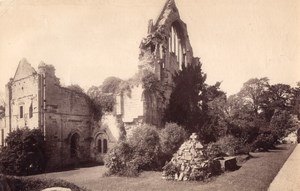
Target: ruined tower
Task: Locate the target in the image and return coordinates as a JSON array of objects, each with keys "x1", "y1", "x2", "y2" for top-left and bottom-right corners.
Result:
[
  {"x1": 116, "y1": 0, "x2": 200, "y2": 129},
  {"x1": 138, "y1": 0, "x2": 200, "y2": 125}
]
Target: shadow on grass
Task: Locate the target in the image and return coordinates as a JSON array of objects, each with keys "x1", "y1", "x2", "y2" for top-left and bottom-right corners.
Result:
[
  {"x1": 44, "y1": 161, "x2": 104, "y2": 174},
  {"x1": 247, "y1": 153, "x2": 261, "y2": 159}
]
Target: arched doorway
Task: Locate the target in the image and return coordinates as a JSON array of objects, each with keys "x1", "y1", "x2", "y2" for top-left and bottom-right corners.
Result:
[{"x1": 70, "y1": 133, "x2": 80, "y2": 158}]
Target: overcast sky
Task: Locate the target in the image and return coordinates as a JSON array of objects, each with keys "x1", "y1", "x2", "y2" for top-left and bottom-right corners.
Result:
[{"x1": 0, "y1": 0, "x2": 299, "y2": 96}]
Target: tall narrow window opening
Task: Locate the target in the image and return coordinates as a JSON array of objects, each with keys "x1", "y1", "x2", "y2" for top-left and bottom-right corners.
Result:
[
  {"x1": 103, "y1": 139, "x2": 108, "y2": 153},
  {"x1": 20, "y1": 106, "x2": 23, "y2": 118},
  {"x1": 98, "y1": 139, "x2": 102, "y2": 153},
  {"x1": 29, "y1": 103, "x2": 33, "y2": 118}
]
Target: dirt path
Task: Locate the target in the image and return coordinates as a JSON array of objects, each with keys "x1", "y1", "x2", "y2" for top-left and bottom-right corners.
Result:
[{"x1": 268, "y1": 144, "x2": 300, "y2": 191}]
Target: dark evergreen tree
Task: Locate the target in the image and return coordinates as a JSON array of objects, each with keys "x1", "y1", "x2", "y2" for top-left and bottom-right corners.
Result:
[{"x1": 164, "y1": 61, "x2": 208, "y2": 141}]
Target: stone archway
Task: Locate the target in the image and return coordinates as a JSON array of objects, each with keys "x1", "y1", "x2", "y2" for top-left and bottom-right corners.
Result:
[{"x1": 70, "y1": 133, "x2": 80, "y2": 158}]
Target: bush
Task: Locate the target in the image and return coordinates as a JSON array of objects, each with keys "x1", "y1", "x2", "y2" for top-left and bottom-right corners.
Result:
[
  {"x1": 206, "y1": 135, "x2": 249, "y2": 159},
  {"x1": 128, "y1": 124, "x2": 161, "y2": 170},
  {"x1": 159, "y1": 123, "x2": 187, "y2": 162},
  {"x1": 205, "y1": 143, "x2": 225, "y2": 159},
  {"x1": 0, "y1": 128, "x2": 46, "y2": 176},
  {"x1": 252, "y1": 132, "x2": 275, "y2": 151},
  {"x1": 251, "y1": 110, "x2": 294, "y2": 151},
  {"x1": 269, "y1": 110, "x2": 292, "y2": 141},
  {"x1": 104, "y1": 141, "x2": 138, "y2": 177},
  {"x1": 162, "y1": 162, "x2": 179, "y2": 179},
  {"x1": 105, "y1": 124, "x2": 161, "y2": 176}
]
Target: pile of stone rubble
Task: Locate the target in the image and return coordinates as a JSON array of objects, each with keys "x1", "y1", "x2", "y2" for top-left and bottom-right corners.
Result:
[{"x1": 162, "y1": 133, "x2": 237, "y2": 181}]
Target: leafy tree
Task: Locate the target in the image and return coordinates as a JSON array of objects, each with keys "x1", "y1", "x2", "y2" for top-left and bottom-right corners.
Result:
[
  {"x1": 0, "y1": 128, "x2": 46, "y2": 175},
  {"x1": 202, "y1": 82, "x2": 228, "y2": 141},
  {"x1": 225, "y1": 78, "x2": 296, "y2": 150},
  {"x1": 291, "y1": 82, "x2": 300, "y2": 118},
  {"x1": 260, "y1": 83, "x2": 293, "y2": 121},
  {"x1": 86, "y1": 85, "x2": 101, "y2": 100},
  {"x1": 101, "y1": 77, "x2": 123, "y2": 94},
  {"x1": 87, "y1": 86, "x2": 114, "y2": 113},
  {"x1": 87, "y1": 77, "x2": 124, "y2": 113},
  {"x1": 67, "y1": 84, "x2": 85, "y2": 94},
  {"x1": 238, "y1": 77, "x2": 269, "y2": 116}
]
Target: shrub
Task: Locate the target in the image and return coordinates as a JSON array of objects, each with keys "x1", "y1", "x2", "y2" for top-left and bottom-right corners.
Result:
[
  {"x1": 251, "y1": 110, "x2": 295, "y2": 151},
  {"x1": 269, "y1": 110, "x2": 292, "y2": 141},
  {"x1": 159, "y1": 123, "x2": 187, "y2": 162},
  {"x1": 128, "y1": 124, "x2": 161, "y2": 170},
  {"x1": 205, "y1": 143, "x2": 225, "y2": 159},
  {"x1": 104, "y1": 141, "x2": 138, "y2": 176},
  {"x1": 252, "y1": 132, "x2": 275, "y2": 151},
  {"x1": 162, "y1": 162, "x2": 179, "y2": 179},
  {"x1": 105, "y1": 124, "x2": 161, "y2": 176},
  {"x1": 206, "y1": 135, "x2": 249, "y2": 159},
  {"x1": 0, "y1": 128, "x2": 46, "y2": 176}
]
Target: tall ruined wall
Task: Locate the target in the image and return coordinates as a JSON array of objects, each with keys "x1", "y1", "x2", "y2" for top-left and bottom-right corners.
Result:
[
  {"x1": 5, "y1": 60, "x2": 40, "y2": 131},
  {"x1": 1, "y1": 59, "x2": 41, "y2": 147},
  {"x1": 137, "y1": 0, "x2": 198, "y2": 126},
  {"x1": 8, "y1": 74, "x2": 40, "y2": 130},
  {"x1": 118, "y1": 85, "x2": 144, "y2": 123},
  {"x1": 38, "y1": 63, "x2": 93, "y2": 169},
  {"x1": 112, "y1": 0, "x2": 199, "y2": 129},
  {"x1": 114, "y1": 84, "x2": 144, "y2": 134}
]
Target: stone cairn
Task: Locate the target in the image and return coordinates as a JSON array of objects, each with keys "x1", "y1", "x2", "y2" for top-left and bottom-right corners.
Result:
[{"x1": 162, "y1": 133, "x2": 209, "y2": 181}]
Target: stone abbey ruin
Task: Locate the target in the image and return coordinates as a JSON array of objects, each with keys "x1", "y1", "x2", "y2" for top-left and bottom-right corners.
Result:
[{"x1": 0, "y1": 0, "x2": 201, "y2": 170}]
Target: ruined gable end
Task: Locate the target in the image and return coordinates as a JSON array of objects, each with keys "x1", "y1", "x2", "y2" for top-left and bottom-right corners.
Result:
[{"x1": 13, "y1": 58, "x2": 37, "y2": 81}]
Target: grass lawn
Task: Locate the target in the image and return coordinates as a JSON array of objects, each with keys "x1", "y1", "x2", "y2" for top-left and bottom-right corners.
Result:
[{"x1": 33, "y1": 143, "x2": 296, "y2": 191}]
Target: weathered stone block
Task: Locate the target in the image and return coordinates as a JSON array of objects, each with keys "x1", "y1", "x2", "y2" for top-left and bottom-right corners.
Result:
[
  {"x1": 215, "y1": 156, "x2": 237, "y2": 171},
  {"x1": 195, "y1": 142, "x2": 203, "y2": 149}
]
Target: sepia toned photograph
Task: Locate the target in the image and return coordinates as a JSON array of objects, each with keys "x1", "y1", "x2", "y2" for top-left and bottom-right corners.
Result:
[{"x1": 0, "y1": 0, "x2": 299, "y2": 190}]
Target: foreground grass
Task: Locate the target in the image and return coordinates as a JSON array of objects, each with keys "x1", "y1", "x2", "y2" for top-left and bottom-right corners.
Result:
[{"x1": 34, "y1": 144, "x2": 296, "y2": 191}]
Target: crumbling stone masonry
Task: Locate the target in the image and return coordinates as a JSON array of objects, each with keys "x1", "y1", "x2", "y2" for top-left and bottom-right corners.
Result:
[
  {"x1": 116, "y1": 0, "x2": 200, "y2": 130},
  {"x1": 0, "y1": 59, "x2": 116, "y2": 170},
  {"x1": 0, "y1": 0, "x2": 201, "y2": 168}
]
